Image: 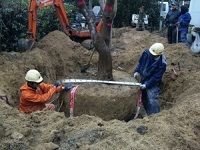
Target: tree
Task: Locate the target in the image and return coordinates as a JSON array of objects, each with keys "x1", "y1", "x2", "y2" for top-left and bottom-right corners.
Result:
[{"x1": 76, "y1": 0, "x2": 117, "y2": 80}]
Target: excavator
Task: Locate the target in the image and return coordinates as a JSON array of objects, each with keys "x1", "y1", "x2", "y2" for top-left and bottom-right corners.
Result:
[{"x1": 18, "y1": 0, "x2": 102, "y2": 51}]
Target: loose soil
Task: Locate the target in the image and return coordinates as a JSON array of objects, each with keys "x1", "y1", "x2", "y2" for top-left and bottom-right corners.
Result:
[{"x1": 0, "y1": 27, "x2": 200, "y2": 150}]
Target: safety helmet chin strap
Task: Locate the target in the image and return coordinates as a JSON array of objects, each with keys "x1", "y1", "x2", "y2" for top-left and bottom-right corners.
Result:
[{"x1": 27, "y1": 82, "x2": 38, "y2": 90}]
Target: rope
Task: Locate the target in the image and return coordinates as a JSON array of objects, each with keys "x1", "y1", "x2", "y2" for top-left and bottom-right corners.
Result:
[{"x1": 49, "y1": 93, "x2": 63, "y2": 112}]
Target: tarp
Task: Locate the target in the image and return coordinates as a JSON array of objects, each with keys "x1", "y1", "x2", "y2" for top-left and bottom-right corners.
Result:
[
  {"x1": 189, "y1": 0, "x2": 200, "y2": 27},
  {"x1": 93, "y1": 6, "x2": 100, "y2": 17}
]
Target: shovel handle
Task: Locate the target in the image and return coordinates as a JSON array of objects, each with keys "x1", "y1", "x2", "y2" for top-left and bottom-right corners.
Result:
[{"x1": 176, "y1": 25, "x2": 179, "y2": 43}]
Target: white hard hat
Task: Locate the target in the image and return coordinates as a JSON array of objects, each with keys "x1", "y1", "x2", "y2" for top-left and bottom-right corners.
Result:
[
  {"x1": 149, "y1": 43, "x2": 164, "y2": 56},
  {"x1": 25, "y1": 69, "x2": 43, "y2": 83}
]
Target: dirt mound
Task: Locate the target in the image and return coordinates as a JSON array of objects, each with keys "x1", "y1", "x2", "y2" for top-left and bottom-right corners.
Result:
[
  {"x1": 0, "y1": 31, "x2": 87, "y2": 105},
  {"x1": 0, "y1": 28, "x2": 200, "y2": 150}
]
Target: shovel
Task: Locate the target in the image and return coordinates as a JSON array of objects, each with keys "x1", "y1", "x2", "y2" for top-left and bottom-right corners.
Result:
[{"x1": 80, "y1": 48, "x2": 95, "y2": 73}]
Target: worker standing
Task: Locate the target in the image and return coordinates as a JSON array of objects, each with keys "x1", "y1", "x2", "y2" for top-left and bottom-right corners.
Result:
[
  {"x1": 19, "y1": 69, "x2": 70, "y2": 114},
  {"x1": 133, "y1": 43, "x2": 167, "y2": 115},
  {"x1": 176, "y1": 5, "x2": 191, "y2": 47},
  {"x1": 165, "y1": 2, "x2": 180, "y2": 44}
]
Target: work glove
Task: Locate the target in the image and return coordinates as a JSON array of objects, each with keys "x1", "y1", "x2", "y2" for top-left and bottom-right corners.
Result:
[
  {"x1": 56, "y1": 85, "x2": 63, "y2": 93},
  {"x1": 63, "y1": 84, "x2": 74, "y2": 91},
  {"x1": 140, "y1": 84, "x2": 146, "y2": 90},
  {"x1": 54, "y1": 80, "x2": 62, "y2": 87},
  {"x1": 165, "y1": 21, "x2": 169, "y2": 27},
  {"x1": 176, "y1": 22, "x2": 180, "y2": 26},
  {"x1": 133, "y1": 72, "x2": 140, "y2": 80}
]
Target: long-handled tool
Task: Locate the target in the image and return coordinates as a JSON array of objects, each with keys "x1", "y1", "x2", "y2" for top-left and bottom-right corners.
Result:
[
  {"x1": 80, "y1": 48, "x2": 95, "y2": 73},
  {"x1": 176, "y1": 24, "x2": 179, "y2": 43}
]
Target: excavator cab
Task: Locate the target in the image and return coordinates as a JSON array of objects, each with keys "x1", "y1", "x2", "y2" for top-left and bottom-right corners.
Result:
[{"x1": 75, "y1": 13, "x2": 87, "y2": 29}]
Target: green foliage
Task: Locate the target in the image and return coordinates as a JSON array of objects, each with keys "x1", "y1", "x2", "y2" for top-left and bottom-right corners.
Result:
[
  {"x1": 114, "y1": 0, "x2": 160, "y2": 28},
  {"x1": 0, "y1": 0, "x2": 28, "y2": 51},
  {"x1": 36, "y1": 3, "x2": 78, "y2": 40},
  {"x1": 146, "y1": 3, "x2": 160, "y2": 30}
]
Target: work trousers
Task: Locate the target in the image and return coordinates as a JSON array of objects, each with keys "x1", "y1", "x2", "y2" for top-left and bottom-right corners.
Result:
[
  {"x1": 142, "y1": 85, "x2": 160, "y2": 116},
  {"x1": 179, "y1": 30, "x2": 190, "y2": 47},
  {"x1": 167, "y1": 26, "x2": 177, "y2": 44}
]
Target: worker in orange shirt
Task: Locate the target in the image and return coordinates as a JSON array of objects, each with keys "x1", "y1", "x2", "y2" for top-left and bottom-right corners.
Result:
[{"x1": 19, "y1": 69, "x2": 72, "y2": 113}]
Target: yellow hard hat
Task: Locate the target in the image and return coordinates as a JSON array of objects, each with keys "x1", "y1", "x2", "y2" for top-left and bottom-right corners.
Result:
[
  {"x1": 25, "y1": 69, "x2": 43, "y2": 83},
  {"x1": 149, "y1": 43, "x2": 164, "y2": 56}
]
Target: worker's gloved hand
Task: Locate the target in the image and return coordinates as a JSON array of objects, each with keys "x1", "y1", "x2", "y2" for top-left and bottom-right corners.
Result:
[
  {"x1": 140, "y1": 84, "x2": 146, "y2": 90},
  {"x1": 176, "y1": 22, "x2": 180, "y2": 26},
  {"x1": 56, "y1": 85, "x2": 63, "y2": 92},
  {"x1": 54, "y1": 80, "x2": 62, "y2": 87},
  {"x1": 133, "y1": 72, "x2": 140, "y2": 80},
  {"x1": 63, "y1": 84, "x2": 74, "y2": 91}
]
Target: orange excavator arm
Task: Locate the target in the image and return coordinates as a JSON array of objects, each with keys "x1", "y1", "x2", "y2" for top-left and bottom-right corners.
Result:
[
  {"x1": 27, "y1": 0, "x2": 37, "y2": 39},
  {"x1": 28, "y1": 0, "x2": 70, "y2": 39},
  {"x1": 54, "y1": 0, "x2": 70, "y2": 35}
]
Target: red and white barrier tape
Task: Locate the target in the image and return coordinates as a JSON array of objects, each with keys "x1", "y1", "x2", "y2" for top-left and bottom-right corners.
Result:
[
  {"x1": 134, "y1": 90, "x2": 142, "y2": 119},
  {"x1": 70, "y1": 85, "x2": 79, "y2": 117}
]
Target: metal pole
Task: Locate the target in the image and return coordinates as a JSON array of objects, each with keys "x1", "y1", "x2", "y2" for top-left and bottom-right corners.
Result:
[
  {"x1": 176, "y1": 24, "x2": 179, "y2": 43},
  {"x1": 62, "y1": 79, "x2": 142, "y2": 86},
  {"x1": 159, "y1": 0, "x2": 164, "y2": 32},
  {"x1": 177, "y1": 0, "x2": 180, "y2": 9},
  {"x1": 0, "y1": 15, "x2": 2, "y2": 52}
]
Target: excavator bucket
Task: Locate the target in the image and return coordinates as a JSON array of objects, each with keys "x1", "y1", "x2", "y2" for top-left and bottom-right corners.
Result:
[{"x1": 18, "y1": 38, "x2": 35, "y2": 52}]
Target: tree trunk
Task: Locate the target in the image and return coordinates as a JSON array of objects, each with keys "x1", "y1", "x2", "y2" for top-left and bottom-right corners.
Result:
[
  {"x1": 76, "y1": 0, "x2": 117, "y2": 80},
  {"x1": 88, "y1": 0, "x2": 92, "y2": 9}
]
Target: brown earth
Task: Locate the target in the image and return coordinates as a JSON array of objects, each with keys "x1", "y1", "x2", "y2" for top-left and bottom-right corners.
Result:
[{"x1": 0, "y1": 27, "x2": 200, "y2": 150}]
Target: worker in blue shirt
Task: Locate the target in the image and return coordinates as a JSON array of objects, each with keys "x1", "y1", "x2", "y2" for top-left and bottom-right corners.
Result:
[
  {"x1": 177, "y1": 5, "x2": 191, "y2": 47},
  {"x1": 133, "y1": 43, "x2": 167, "y2": 115}
]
